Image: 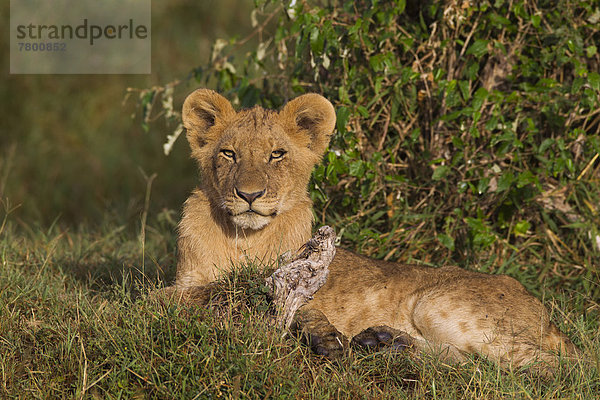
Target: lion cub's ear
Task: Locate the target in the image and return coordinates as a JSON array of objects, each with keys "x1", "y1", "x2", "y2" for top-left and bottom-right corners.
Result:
[
  {"x1": 182, "y1": 89, "x2": 235, "y2": 151},
  {"x1": 280, "y1": 94, "x2": 336, "y2": 157}
]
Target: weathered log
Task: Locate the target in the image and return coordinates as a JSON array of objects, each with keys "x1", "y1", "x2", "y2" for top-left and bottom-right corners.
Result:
[{"x1": 265, "y1": 226, "x2": 336, "y2": 329}]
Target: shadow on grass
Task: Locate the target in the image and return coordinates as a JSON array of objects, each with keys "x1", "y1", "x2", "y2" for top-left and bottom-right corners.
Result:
[{"x1": 57, "y1": 254, "x2": 177, "y2": 298}]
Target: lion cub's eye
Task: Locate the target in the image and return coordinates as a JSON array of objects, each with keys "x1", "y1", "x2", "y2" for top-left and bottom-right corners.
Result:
[
  {"x1": 220, "y1": 149, "x2": 236, "y2": 161},
  {"x1": 270, "y1": 150, "x2": 286, "y2": 162}
]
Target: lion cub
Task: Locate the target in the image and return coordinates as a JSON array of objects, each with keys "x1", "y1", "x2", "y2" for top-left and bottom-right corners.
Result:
[
  {"x1": 175, "y1": 89, "x2": 335, "y2": 287},
  {"x1": 173, "y1": 88, "x2": 578, "y2": 375}
]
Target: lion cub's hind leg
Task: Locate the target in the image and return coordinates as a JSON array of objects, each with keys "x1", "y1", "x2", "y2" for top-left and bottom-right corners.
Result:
[
  {"x1": 292, "y1": 306, "x2": 348, "y2": 359},
  {"x1": 409, "y1": 272, "x2": 577, "y2": 375}
]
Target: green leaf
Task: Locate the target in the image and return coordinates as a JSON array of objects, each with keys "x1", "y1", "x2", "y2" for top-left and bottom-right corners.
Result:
[
  {"x1": 432, "y1": 165, "x2": 450, "y2": 181},
  {"x1": 472, "y1": 87, "x2": 489, "y2": 110},
  {"x1": 488, "y1": 13, "x2": 511, "y2": 26},
  {"x1": 458, "y1": 80, "x2": 470, "y2": 101},
  {"x1": 309, "y1": 26, "x2": 324, "y2": 54},
  {"x1": 477, "y1": 178, "x2": 490, "y2": 194},
  {"x1": 369, "y1": 54, "x2": 388, "y2": 72},
  {"x1": 538, "y1": 138, "x2": 554, "y2": 154},
  {"x1": 396, "y1": 0, "x2": 406, "y2": 14},
  {"x1": 496, "y1": 171, "x2": 515, "y2": 192},
  {"x1": 513, "y1": 220, "x2": 531, "y2": 236},
  {"x1": 438, "y1": 233, "x2": 455, "y2": 251},
  {"x1": 466, "y1": 217, "x2": 486, "y2": 231},
  {"x1": 516, "y1": 170, "x2": 537, "y2": 188},
  {"x1": 466, "y1": 39, "x2": 489, "y2": 58},
  {"x1": 588, "y1": 72, "x2": 600, "y2": 91},
  {"x1": 349, "y1": 160, "x2": 365, "y2": 177},
  {"x1": 357, "y1": 106, "x2": 369, "y2": 118},
  {"x1": 336, "y1": 107, "x2": 350, "y2": 134}
]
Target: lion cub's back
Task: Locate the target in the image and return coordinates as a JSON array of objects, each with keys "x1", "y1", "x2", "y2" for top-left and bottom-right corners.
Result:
[{"x1": 310, "y1": 248, "x2": 438, "y2": 337}]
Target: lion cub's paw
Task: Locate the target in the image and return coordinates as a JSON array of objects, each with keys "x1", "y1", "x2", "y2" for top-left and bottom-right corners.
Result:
[
  {"x1": 292, "y1": 307, "x2": 349, "y2": 360},
  {"x1": 351, "y1": 326, "x2": 414, "y2": 353},
  {"x1": 305, "y1": 329, "x2": 348, "y2": 359}
]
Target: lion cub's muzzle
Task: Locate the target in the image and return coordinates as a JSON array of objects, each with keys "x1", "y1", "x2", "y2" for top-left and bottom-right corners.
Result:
[
  {"x1": 235, "y1": 188, "x2": 265, "y2": 206},
  {"x1": 226, "y1": 186, "x2": 278, "y2": 230}
]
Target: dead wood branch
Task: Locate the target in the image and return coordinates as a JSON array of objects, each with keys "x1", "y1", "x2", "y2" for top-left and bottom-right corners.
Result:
[{"x1": 266, "y1": 226, "x2": 337, "y2": 329}]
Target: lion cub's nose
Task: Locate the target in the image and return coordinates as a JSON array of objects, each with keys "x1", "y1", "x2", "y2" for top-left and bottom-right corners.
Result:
[{"x1": 235, "y1": 188, "x2": 265, "y2": 205}]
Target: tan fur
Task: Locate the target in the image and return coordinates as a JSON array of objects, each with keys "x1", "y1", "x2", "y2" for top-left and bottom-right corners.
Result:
[
  {"x1": 305, "y1": 249, "x2": 578, "y2": 374},
  {"x1": 173, "y1": 88, "x2": 578, "y2": 375}
]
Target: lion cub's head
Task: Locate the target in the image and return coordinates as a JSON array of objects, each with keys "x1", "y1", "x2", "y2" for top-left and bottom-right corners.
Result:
[{"x1": 182, "y1": 89, "x2": 336, "y2": 230}]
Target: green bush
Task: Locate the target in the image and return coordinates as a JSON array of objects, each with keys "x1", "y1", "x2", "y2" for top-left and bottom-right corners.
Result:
[{"x1": 142, "y1": 0, "x2": 600, "y2": 298}]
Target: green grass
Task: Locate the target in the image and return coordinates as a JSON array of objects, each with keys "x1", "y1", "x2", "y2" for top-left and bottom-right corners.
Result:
[{"x1": 1, "y1": 212, "x2": 598, "y2": 399}]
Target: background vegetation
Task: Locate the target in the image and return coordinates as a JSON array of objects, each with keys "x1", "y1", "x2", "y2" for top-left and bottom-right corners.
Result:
[
  {"x1": 1, "y1": 0, "x2": 253, "y2": 224},
  {"x1": 1, "y1": 0, "x2": 599, "y2": 398}
]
